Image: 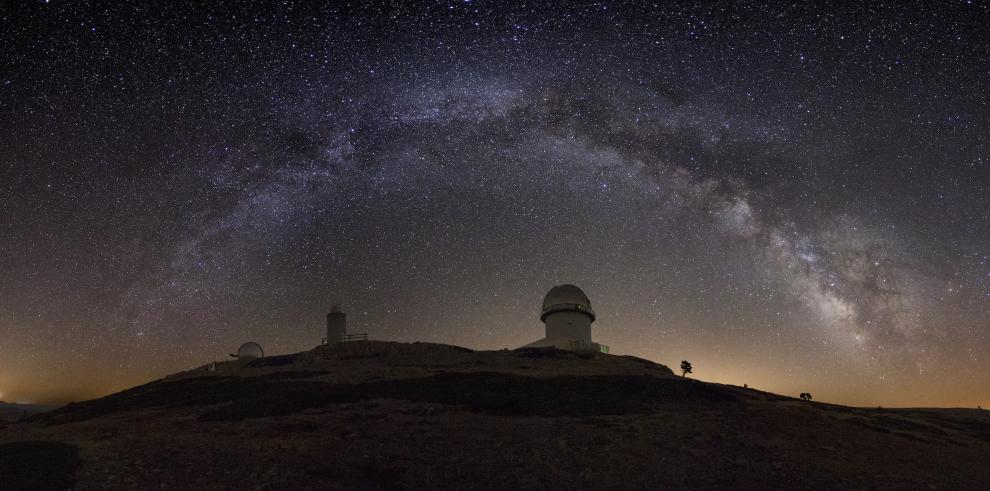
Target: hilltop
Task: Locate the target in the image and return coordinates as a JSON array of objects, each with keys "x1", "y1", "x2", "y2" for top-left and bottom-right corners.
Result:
[{"x1": 1, "y1": 341, "x2": 988, "y2": 489}]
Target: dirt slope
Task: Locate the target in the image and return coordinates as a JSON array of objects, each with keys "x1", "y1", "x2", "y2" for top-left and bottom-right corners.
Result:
[{"x1": 1, "y1": 341, "x2": 988, "y2": 490}]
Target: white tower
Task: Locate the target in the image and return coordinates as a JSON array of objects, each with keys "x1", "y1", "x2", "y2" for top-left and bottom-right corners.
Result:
[
  {"x1": 520, "y1": 285, "x2": 608, "y2": 353},
  {"x1": 326, "y1": 305, "x2": 346, "y2": 344}
]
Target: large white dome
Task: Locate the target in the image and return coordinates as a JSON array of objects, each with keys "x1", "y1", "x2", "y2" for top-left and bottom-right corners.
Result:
[
  {"x1": 236, "y1": 342, "x2": 264, "y2": 359},
  {"x1": 541, "y1": 284, "x2": 595, "y2": 322}
]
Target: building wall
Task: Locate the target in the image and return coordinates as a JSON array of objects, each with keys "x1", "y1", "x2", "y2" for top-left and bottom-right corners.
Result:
[
  {"x1": 326, "y1": 312, "x2": 346, "y2": 344},
  {"x1": 544, "y1": 311, "x2": 592, "y2": 343}
]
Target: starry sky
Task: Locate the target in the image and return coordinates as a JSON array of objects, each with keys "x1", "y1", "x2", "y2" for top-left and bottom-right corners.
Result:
[{"x1": 1, "y1": 1, "x2": 988, "y2": 407}]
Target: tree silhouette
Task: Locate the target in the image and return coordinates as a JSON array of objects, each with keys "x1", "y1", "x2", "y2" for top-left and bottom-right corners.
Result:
[
  {"x1": 799, "y1": 392, "x2": 813, "y2": 401},
  {"x1": 680, "y1": 360, "x2": 692, "y2": 377}
]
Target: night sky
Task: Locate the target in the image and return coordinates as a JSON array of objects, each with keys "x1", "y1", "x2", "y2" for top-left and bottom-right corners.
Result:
[{"x1": 2, "y1": 1, "x2": 988, "y2": 407}]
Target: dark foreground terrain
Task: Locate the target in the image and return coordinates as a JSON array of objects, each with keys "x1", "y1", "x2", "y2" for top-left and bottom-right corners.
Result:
[{"x1": 2, "y1": 342, "x2": 988, "y2": 490}]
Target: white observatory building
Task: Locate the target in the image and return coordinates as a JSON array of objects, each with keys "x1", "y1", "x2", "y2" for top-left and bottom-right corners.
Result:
[
  {"x1": 231, "y1": 341, "x2": 264, "y2": 359},
  {"x1": 521, "y1": 284, "x2": 609, "y2": 353},
  {"x1": 325, "y1": 305, "x2": 346, "y2": 344}
]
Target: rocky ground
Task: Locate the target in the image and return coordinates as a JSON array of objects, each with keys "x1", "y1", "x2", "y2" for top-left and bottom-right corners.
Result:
[{"x1": 1, "y1": 341, "x2": 988, "y2": 489}]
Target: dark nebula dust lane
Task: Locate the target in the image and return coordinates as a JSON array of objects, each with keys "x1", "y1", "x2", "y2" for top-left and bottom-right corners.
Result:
[{"x1": 0, "y1": 1, "x2": 988, "y2": 407}]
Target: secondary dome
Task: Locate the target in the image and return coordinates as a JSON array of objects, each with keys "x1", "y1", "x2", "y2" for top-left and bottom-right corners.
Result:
[
  {"x1": 541, "y1": 284, "x2": 595, "y2": 321},
  {"x1": 236, "y1": 342, "x2": 264, "y2": 359}
]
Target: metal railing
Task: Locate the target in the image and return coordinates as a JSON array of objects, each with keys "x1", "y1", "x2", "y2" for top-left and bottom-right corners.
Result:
[{"x1": 322, "y1": 332, "x2": 369, "y2": 344}]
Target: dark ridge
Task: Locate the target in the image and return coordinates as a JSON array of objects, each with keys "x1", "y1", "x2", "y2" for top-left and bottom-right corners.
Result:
[
  {"x1": 245, "y1": 353, "x2": 299, "y2": 367},
  {"x1": 370, "y1": 372, "x2": 737, "y2": 417},
  {"x1": 35, "y1": 369, "x2": 738, "y2": 425},
  {"x1": 906, "y1": 412, "x2": 990, "y2": 443},
  {"x1": 513, "y1": 347, "x2": 596, "y2": 360},
  {"x1": 405, "y1": 342, "x2": 473, "y2": 353},
  {"x1": 35, "y1": 371, "x2": 319, "y2": 425},
  {"x1": 197, "y1": 380, "x2": 340, "y2": 421},
  {"x1": 245, "y1": 370, "x2": 327, "y2": 381},
  {"x1": 200, "y1": 372, "x2": 740, "y2": 421},
  {"x1": 0, "y1": 441, "x2": 80, "y2": 491},
  {"x1": 34, "y1": 370, "x2": 334, "y2": 424},
  {"x1": 34, "y1": 376, "x2": 240, "y2": 425},
  {"x1": 614, "y1": 355, "x2": 671, "y2": 370}
]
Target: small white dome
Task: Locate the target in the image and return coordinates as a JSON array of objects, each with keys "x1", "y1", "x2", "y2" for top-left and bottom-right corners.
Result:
[
  {"x1": 236, "y1": 342, "x2": 264, "y2": 359},
  {"x1": 541, "y1": 284, "x2": 595, "y2": 322}
]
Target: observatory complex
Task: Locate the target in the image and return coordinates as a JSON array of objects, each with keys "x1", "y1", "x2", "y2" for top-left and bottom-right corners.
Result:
[
  {"x1": 221, "y1": 288, "x2": 605, "y2": 365},
  {"x1": 522, "y1": 284, "x2": 609, "y2": 353}
]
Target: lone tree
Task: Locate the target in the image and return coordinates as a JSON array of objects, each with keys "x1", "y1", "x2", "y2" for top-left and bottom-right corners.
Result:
[
  {"x1": 680, "y1": 360, "x2": 693, "y2": 377},
  {"x1": 799, "y1": 392, "x2": 813, "y2": 401}
]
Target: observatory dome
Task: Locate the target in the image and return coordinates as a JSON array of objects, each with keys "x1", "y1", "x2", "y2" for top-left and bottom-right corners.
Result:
[
  {"x1": 236, "y1": 342, "x2": 264, "y2": 359},
  {"x1": 541, "y1": 284, "x2": 595, "y2": 322}
]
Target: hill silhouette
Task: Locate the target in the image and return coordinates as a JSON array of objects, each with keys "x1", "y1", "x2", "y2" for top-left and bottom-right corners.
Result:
[
  {"x1": 1, "y1": 341, "x2": 988, "y2": 489},
  {"x1": 0, "y1": 402, "x2": 56, "y2": 423}
]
